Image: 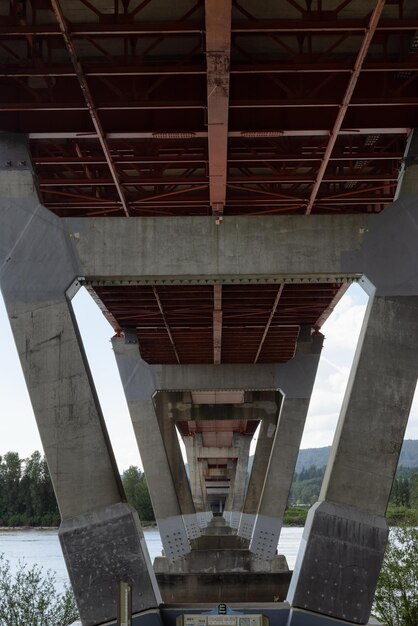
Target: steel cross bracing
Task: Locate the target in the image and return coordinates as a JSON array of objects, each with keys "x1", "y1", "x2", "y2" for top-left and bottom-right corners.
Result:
[
  {"x1": 1, "y1": 0, "x2": 417, "y2": 364},
  {"x1": 1, "y1": 0, "x2": 416, "y2": 217},
  {"x1": 91, "y1": 283, "x2": 339, "y2": 364}
]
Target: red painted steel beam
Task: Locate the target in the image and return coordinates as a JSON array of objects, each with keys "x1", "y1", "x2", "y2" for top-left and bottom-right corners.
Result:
[
  {"x1": 4, "y1": 97, "x2": 418, "y2": 111},
  {"x1": 1, "y1": 19, "x2": 417, "y2": 36},
  {"x1": 230, "y1": 18, "x2": 418, "y2": 33},
  {"x1": 205, "y1": 0, "x2": 232, "y2": 218},
  {"x1": 27, "y1": 128, "x2": 411, "y2": 140},
  {"x1": 37, "y1": 173, "x2": 399, "y2": 186},
  {"x1": 213, "y1": 284, "x2": 223, "y2": 365},
  {"x1": 32, "y1": 153, "x2": 404, "y2": 165},
  {"x1": 305, "y1": 0, "x2": 387, "y2": 215},
  {"x1": 4, "y1": 59, "x2": 418, "y2": 78},
  {"x1": 152, "y1": 287, "x2": 181, "y2": 364},
  {"x1": 49, "y1": 0, "x2": 130, "y2": 217},
  {"x1": 253, "y1": 284, "x2": 285, "y2": 364},
  {"x1": 0, "y1": 22, "x2": 203, "y2": 36}
]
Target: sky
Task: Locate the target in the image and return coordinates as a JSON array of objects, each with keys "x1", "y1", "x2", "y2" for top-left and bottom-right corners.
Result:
[{"x1": 0, "y1": 283, "x2": 417, "y2": 473}]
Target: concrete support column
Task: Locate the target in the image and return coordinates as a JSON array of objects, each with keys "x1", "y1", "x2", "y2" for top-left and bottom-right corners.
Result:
[
  {"x1": 287, "y1": 295, "x2": 418, "y2": 624},
  {"x1": 200, "y1": 459, "x2": 213, "y2": 523},
  {"x1": 223, "y1": 460, "x2": 236, "y2": 524},
  {"x1": 237, "y1": 411, "x2": 279, "y2": 539},
  {"x1": 249, "y1": 333, "x2": 324, "y2": 557},
  {"x1": 112, "y1": 335, "x2": 191, "y2": 560},
  {"x1": 0, "y1": 135, "x2": 160, "y2": 625},
  {"x1": 230, "y1": 433, "x2": 252, "y2": 528},
  {"x1": 184, "y1": 434, "x2": 211, "y2": 528},
  {"x1": 153, "y1": 392, "x2": 200, "y2": 540}
]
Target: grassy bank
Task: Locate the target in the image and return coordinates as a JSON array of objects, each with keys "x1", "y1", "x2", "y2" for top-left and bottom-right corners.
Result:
[{"x1": 283, "y1": 505, "x2": 418, "y2": 527}]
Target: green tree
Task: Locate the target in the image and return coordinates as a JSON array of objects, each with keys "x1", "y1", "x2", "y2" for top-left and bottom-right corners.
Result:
[
  {"x1": 0, "y1": 555, "x2": 78, "y2": 626},
  {"x1": 122, "y1": 466, "x2": 155, "y2": 521},
  {"x1": 1, "y1": 453, "x2": 23, "y2": 519},
  {"x1": 409, "y1": 472, "x2": 418, "y2": 508},
  {"x1": 373, "y1": 527, "x2": 418, "y2": 626},
  {"x1": 390, "y1": 477, "x2": 411, "y2": 508}
]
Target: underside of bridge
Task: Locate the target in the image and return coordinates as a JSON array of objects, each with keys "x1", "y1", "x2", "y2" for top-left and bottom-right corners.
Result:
[{"x1": 1, "y1": 0, "x2": 418, "y2": 625}]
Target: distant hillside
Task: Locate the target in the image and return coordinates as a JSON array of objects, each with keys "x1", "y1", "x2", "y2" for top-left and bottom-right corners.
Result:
[
  {"x1": 295, "y1": 439, "x2": 418, "y2": 473},
  {"x1": 295, "y1": 447, "x2": 331, "y2": 473}
]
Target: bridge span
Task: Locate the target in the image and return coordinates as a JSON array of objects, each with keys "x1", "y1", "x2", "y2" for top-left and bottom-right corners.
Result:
[{"x1": 0, "y1": 0, "x2": 418, "y2": 625}]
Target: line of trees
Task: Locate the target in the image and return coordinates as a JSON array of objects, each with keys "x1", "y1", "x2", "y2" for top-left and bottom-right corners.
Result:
[
  {"x1": 0, "y1": 452, "x2": 155, "y2": 527},
  {"x1": 3, "y1": 450, "x2": 418, "y2": 528},
  {"x1": 289, "y1": 464, "x2": 418, "y2": 509},
  {"x1": 0, "y1": 452, "x2": 59, "y2": 527}
]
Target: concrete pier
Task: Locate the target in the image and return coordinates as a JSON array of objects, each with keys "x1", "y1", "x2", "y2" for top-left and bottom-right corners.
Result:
[
  {"x1": 286, "y1": 154, "x2": 418, "y2": 624},
  {"x1": 112, "y1": 336, "x2": 192, "y2": 560},
  {"x1": 245, "y1": 332, "x2": 324, "y2": 551},
  {"x1": 154, "y1": 517, "x2": 291, "y2": 604},
  {"x1": 0, "y1": 136, "x2": 161, "y2": 626}
]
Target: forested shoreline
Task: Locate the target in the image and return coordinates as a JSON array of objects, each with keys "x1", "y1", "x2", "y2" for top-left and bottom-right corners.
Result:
[
  {"x1": 0, "y1": 452, "x2": 59, "y2": 527},
  {"x1": 287, "y1": 464, "x2": 418, "y2": 525},
  {"x1": 2, "y1": 450, "x2": 418, "y2": 528},
  {"x1": 0, "y1": 452, "x2": 155, "y2": 527}
]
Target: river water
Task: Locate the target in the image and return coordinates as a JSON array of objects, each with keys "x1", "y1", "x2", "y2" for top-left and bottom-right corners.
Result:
[{"x1": 0, "y1": 526, "x2": 303, "y2": 592}]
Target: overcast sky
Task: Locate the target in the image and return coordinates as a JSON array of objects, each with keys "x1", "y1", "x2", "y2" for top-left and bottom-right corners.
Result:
[{"x1": 0, "y1": 283, "x2": 417, "y2": 473}]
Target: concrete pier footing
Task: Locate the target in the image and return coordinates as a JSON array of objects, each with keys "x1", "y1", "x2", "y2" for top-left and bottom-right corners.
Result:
[{"x1": 60, "y1": 503, "x2": 161, "y2": 626}]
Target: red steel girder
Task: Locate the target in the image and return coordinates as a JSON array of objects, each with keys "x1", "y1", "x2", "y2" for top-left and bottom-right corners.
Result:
[
  {"x1": 253, "y1": 284, "x2": 285, "y2": 364},
  {"x1": 1, "y1": 19, "x2": 418, "y2": 37},
  {"x1": 37, "y1": 173, "x2": 399, "y2": 186},
  {"x1": 3, "y1": 59, "x2": 418, "y2": 78},
  {"x1": 213, "y1": 284, "x2": 223, "y2": 364},
  {"x1": 26, "y1": 128, "x2": 411, "y2": 140},
  {"x1": 205, "y1": 0, "x2": 231, "y2": 217},
  {"x1": 49, "y1": 0, "x2": 130, "y2": 217},
  {"x1": 306, "y1": 0, "x2": 387, "y2": 214},
  {"x1": 4, "y1": 97, "x2": 418, "y2": 112},
  {"x1": 31, "y1": 151, "x2": 404, "y2": 165},
  {"x1": 152, "y1": 286, "x2": 181, "y2": 364}
]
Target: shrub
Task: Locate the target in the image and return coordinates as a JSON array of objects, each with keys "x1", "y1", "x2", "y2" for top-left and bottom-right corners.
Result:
[
  {"x1": 373, "y1": 527, "x2": 418, "y2": 626},
  {"x1": 0, "y1": 554, "x2": 79, "y2": 626}
]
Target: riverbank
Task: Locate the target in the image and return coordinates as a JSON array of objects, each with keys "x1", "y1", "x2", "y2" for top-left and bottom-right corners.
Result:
[
  {"x1": 2, "y1": 508, "x2": 418, "y2": 531},
  {"x1": 284, "y1": 505, "x2": 418, "y2": 527}
]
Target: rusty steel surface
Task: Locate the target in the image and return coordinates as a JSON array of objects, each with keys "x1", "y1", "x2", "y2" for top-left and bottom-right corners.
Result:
[
  {"x1": 92, "y1": 283, "x2": 339, "y2": 364},
  {"x1": 1, "y1": 0, "x2": 416, "y2": 365}
]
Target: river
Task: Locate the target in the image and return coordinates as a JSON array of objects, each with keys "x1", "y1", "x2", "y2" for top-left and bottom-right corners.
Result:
[{"x1": 0, "y1": 526, "x2": 303, "y2": 592}]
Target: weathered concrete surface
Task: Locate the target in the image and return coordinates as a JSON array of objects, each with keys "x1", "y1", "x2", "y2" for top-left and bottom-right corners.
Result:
[
  {"x1": 342, "y1": 162, "x2": 418, "y2": 297},
  {"x1": 153, "y1": 392, "x2": 200, "y2": 540},
  {"x1": 248, "y1": 334, "x2": 324, "y2": 554},
  {"x1": 321, "y1": 296, "x2": 418, "y2": 515},
  {"x1": 155, "y1": 571, "x2": 292, "y2": 604},
  {"x1": 0, "y1": 135, "x2": 159, "y2": 626},
  {"x1": 154, "y1": 550, "x2": 289, "y2": 574},
  {"x1": 68, "y1": 174, "x2": 417, "y2": 295},
  {"x1": 60, "y1": 503, "x2": 161, "y2": 626},
  {"x1": 191, "y1": 534, "x2": 249, "y2": 550},
  {"x1": 68, "y1": 214, "x2": 366, "y2": 281},
  {"x1": 0, "y1": 137, "x2": 123, "y2": 520},
  {"x1": 238, "y1": 411, "x2": 280, "y2": 539},
  {"x1": 287, "y1": 502, "x2": 388, "y2": 624},
  {"x1": 288, "y1": 296, "x2": 418, "y2": 623},
  {"x1": 230, "y1": 433, "x2": 251, "y2": 528},
  {"x1": 109, "y1": 344, "x2": 322, "y2": 397},
  {"x1": 112, "y1": 338, "x2": 192, "y2": 560},
  {"x1": 184, "y1": 434, "x2": 209, "y2": 523}
]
